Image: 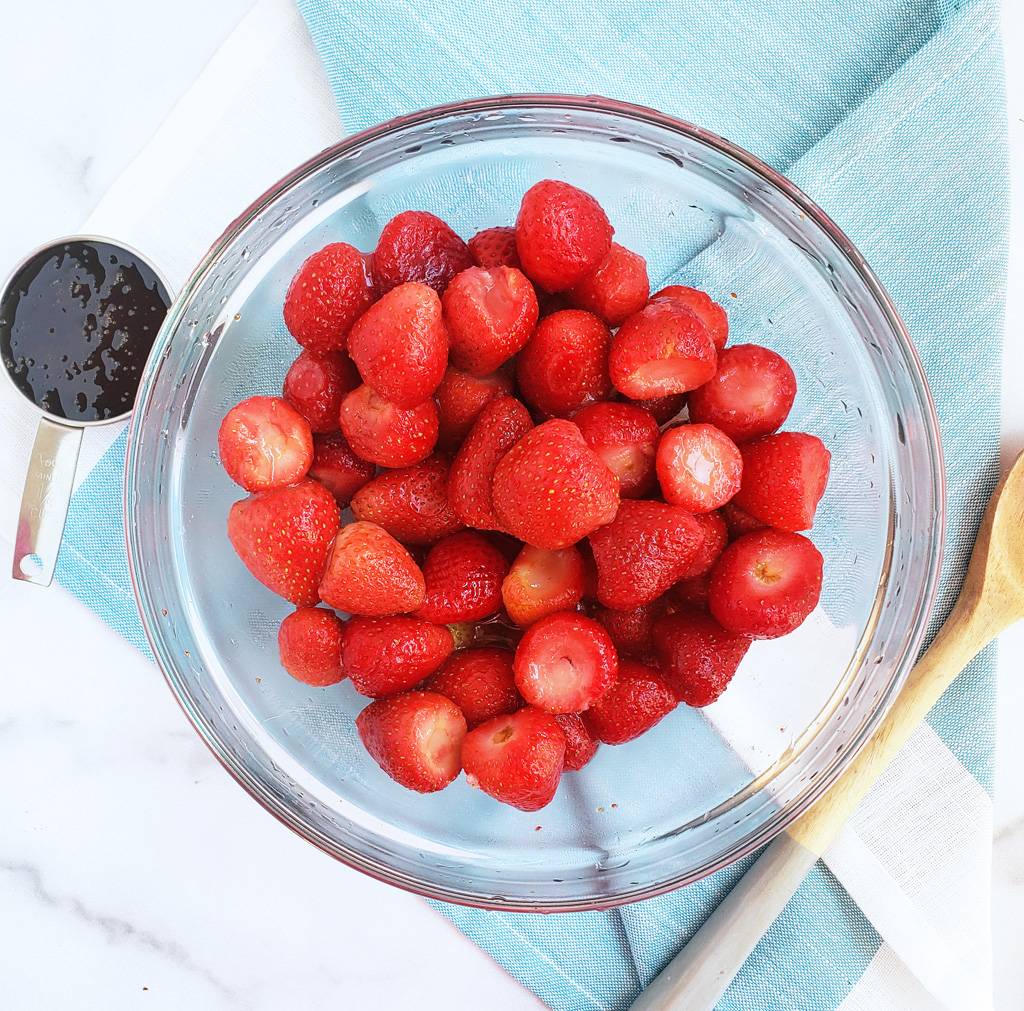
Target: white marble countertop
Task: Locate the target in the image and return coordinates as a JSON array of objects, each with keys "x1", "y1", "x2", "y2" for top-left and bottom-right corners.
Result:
[{"x1": 0, "y1": 2, "x2": 1021, "y2": 1009}]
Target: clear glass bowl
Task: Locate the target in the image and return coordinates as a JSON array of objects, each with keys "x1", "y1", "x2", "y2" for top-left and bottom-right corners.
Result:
[{"x1": 124, "y1": 96, "x2": 944, "y2": 912}]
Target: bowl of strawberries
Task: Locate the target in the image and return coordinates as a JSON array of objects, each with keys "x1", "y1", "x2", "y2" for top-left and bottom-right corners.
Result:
[{"x1": 125, "y1": 95, "x2": 943, "y2": 910}]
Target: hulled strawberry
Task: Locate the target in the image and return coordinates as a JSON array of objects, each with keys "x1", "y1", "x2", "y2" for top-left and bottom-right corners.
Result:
[
  {"x1": 283, "y1": 348, "x2": 361, "y2": 433},
  {"x1": 343, "y1": 615, "x2": 454, "y2": 697},
  {"x1": 318, "y1": 520, "x2": 425, "y2": 615},
  {"x1": 227, "y1": 479, "x2": 340, "y2": 606},
  {"x1": 515, "y1": 180, "x2": 613, "y2": 292},
  {"x1": 422, "y1": 646, "x2": 522, "y2": 729},
  {"x1": 218, "y1": 395, "x2": 313, "y2": 492},
  {"x1": 588, "y1": 499, "x2": 704, "y2": 611},
  {"x1": 571, "y1": 400, "x2": 660, "y2": 499},
  {"x1": 350, "y1": 453, "x2": 461, "y2": 546},
  {"x1": 356, "y1": 691, "x2": 467, "y2": 791},
  {"x1": 708, "y1": 529, "x2": 824, "y2": 639},
  {"x1": 567, "y1": 243, "x2": 649, "y2": 326},
  {"x1": 307, "y1": 431, "x2": 376, "y2": 508},
  {"x1": 346, "y1": 282, "x2": 448, "y2": 408},
  {"x1": 412, "y1": 530, "x2": 509, "y2": 624},
  {"x1": 435, "y1": 366, "x2": 514, "y2": 451},
  {"x1": 652, "y1": 285, "x2": 729, "y2": 351},
  {"x1": 492, "y1": 419, "x2": 620, "y2": 550},
  {"x1": 513, "y1": 612, "x2": 618, "y2": 713},
  {"x1": 283, "y1": 242, "x2": 375, "y2": 353},
  {"x1": 515, "y1": 309, "x2": 613, "y2": 418},
  {"x1": 462, "y1": 706, "x2": 566, "y2": 810},
  {"x1": 372, "y1": 210, "x2": 474, "y2": 295},
  {"x1": 277, "y1": 607, "x2": 347, "y2": 687},
  {"x1": 582, "y1": 659, "x2": 677, "y2": 744},
  {"x1": 339, "y1": 384, "x2": 438, "y2": 467},
  {"x1": 655, "y1": 423, "x2": 743, "y2": 513},
  {"x1": 501, "y1": 544, "x2": 586, "y2": 627},
  {"x1": 442, "y1": 266, "x2": 539, "y2": 377},
  {"x1": 653, "y1": 609, "x2": 752, "y2": 706}
]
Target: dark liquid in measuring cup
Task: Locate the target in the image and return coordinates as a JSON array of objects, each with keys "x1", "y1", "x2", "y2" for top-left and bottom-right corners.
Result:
[{"x1": 0, "y1": 239, "x2": 170, "y2": 422}]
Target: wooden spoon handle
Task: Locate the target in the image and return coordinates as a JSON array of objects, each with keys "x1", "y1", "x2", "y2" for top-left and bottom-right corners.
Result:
[{"x1": 627, "y1": 594, "x2": 1006, "y2": 1011}]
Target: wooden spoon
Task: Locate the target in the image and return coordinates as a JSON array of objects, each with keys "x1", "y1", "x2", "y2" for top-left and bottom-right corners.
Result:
[{"x1": 629, "y1": 447, "x2": 1024, "y2": 1011}]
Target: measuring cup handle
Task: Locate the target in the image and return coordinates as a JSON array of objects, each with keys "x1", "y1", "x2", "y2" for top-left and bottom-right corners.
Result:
[{"x1": 12, "y1": 416, "x2": 83, "y2": 585}]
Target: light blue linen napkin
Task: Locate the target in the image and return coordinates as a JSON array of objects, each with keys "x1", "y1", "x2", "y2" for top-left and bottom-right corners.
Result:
[{"x1": 53, "y1": 1, "x2": 1007, "y2": 1007}]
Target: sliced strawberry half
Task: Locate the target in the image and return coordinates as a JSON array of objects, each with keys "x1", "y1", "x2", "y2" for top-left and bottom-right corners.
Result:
[
  {"x1": 609, "y1": 299, "x2": 717, "y2": 399},
  {"x1": 656, "y1": 423, "x2": 743, "y2": 513},
  {"x1": 581, "y1": 659, "x2": 677, "y2": 744},
  {"x1": 501, "y1": 544, "x2": 586, "y2": 628},
  {"x1": 442, "y1": 265, "x2": 539, "y2": 377},
  {"x1": 218, "y1": 395, "x2": 313, "y2": 492},
  {"x1": 653, "y1": 609, "x2": 752, "y2": 706},
  {"x1": 708, "y1": 529, "x2": 824, "y2": 639},
  {"x1": 339, "y1": 384, "x2": 438, "y2": 468},
  {"x1": 227, "y1": 479, "x2": 340, "y2": 606},
  {"x1": 412, "y1": 530, "x2": 509, "y2": 625},
  {"x1": 422, "y1": 646, "x2": 522, "y2": 729},
  {"x1": 277, "y1": 607, "x2": 347, "y2": 687},
  {"x1": 571, "y1": 400, "x2": 660, "y2": 499},
  {"x1": 343, "y1": 615, "x2": 454, "y2": 697},
  {"x1": 356, "y1": 691, "x2": 467, "y2": 792},
  {"x1": 462, "y1": 706, "x2": 566, "y2": 810},
  {"x1": 732, "y1": 432, "x2": 831, "y2": 531},
  {"x1": 513, "y1": 612, "x2": 618, "y2": 713}
]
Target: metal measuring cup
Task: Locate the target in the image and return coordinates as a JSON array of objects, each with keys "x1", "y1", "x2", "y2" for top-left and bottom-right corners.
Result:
[{"x1": 0, "y1": 236, "x2": 172, "y2": 585}]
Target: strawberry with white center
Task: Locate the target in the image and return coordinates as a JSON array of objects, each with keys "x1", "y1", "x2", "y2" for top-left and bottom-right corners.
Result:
[
  {"x1": 356, "y1": 691, "x2": 467, "y2": 792},
  {"x1": 572, "y1": 400, "x2": 660, "y2": 499},
  {"x1": 346, "y1": 282, "x2": 449, "y2": 409},
  {"x1": 442, "y1": 265, "x2": 539, "y2": 377},
  {"x1": 339, "y1": 384, "x2": 438, "y2": 467},
  {"x1": 227, "y1": 479, "x2": 340, "y2": 606},
  {"x1": 656, "y1": 423, "x2": 743, "y2": 513},
  {"x1": 423, "y1": 647, "x2": 522, "y2": 729},
  {"x1": 732, "y1": 431, "x2": 831, "y2": 531},
  {"x1": 609, "y1": 298, "x2": 717, "y2": 400},
  {"x1": 501, "y1": 544, "x2": 586, "y2": 627},
  {"x1": 708, "y1": 529, "x2": 824, "y2": 639},
  {"x1": 492, "y1": 419, "x2": 620, "y2": 551},
  {"x1": 582, "y1": 659, "x2": 677, "y2": 744},
  {"x1": 277, "y1": 607, "x2": 347, "y2": 687},
  {"x1": 687, "y1": 343, "x2": 797, "y2": 443},
  {"x1": 218, "y1": 395, "x2": 314, "y2": 492},
  {"x1": 462, "y1": 706, "x2": 567, "y2": 810},
  {"x1": 342, "y1": 615, "x2": 454, "y2": 697},
  {"x1": 513, "y1": 612, "x2": 618, "y2": 713}
]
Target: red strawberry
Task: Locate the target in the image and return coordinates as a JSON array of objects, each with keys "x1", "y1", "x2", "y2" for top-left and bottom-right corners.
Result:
[
  {"x1": 343, "y1": 615, "x2": 454, "y2": 696},
  {"x1": 283, "y1": 348, "x2": 361, "y2": 433},
  {"x1": 653, "y1": 285, "x2": 729, "y2": 350},
  {"x1": 670, "y1": 573, "x2": 713, "y2": 611},
  {"x1": 687, "y1": 343, "x2": 797, "y2": 443},
  {"x1": 307, "y1": 431, "x2": 376, "y2": 508},
  {"x1": 356, "y1": 691, "x2": 467, "y2": 792},
  {"x1": 339, "y1": 384, "x2": 438, "y2": 467},
  {"x1": 435, "y1": 366, "x2": 514, "y2": 450},
  {"x1": 277, "y1": 607, "x2": 347, "y2": 687},
  {"x1": 567, "y1": 243, "x2": 649, "y2": 326},
  {"x1": 719, "y1": 500, "x2": 768, "y2": 540},
  {"x1": 468, "y1": 225, "x2": 521, "y2": 269},
  {"x1": 218, "y1": 395, "x2": 313, "y2": 492},
  {"x1": 442, "y1": 266, "x2": 539, "y2": 377},
  {"x1": 513, "y1": 612, "x2": 618, "y2": 713},
  {"x1": 422, "y1": 647, "x2": 522, "y2": 729},
  {"x1": 350, "y1": 454, "x2": 461, "y2": 546},
  {"x1": 346, "y1": 282, "x2": 448, "y2": 408},
  {"x1": 553, "y1": 713, "x2": 600, "y2": 770},
  {"x1": 516, "y1": 180, "x2": 613, "y2": 292},
  {"x1": 516, "y1": 309, "x2": 613, "y2": 418},
  {"x1": 462, "y1": 706, "x2": 566, "y2": 810},
  {"x1": 609, "y1": 299, "x2": 717, "y2": 399},
  {"x1": 283, "y1": 242, "x2": 375, "y2": 353},
  {"x1": 629, "y1": 392, "x2": 687, "y2": 425},
  {"x1": 731, "y1": 432, "x2": 831, "y2": 532},
  {"x1": 676, "y1": 509, "x2": 729, "y2": 580},
  {"x1": 501, "y1": 544, "x2": 586, "y2": 627},
  {"x1": 571, "y1": 400, "x2": 660, "y2": 499},
  {"x1": 590, "y1": 597, "x2": 670, "y2": 659},
  {"x1": 492, "y1": 419, "x2": 620, "y2": 550},
  {"x1": 582, "y1": 659, "x2": 677, "y2": 744},
  {"x1": 656, "y1": 423, "x2": 743, "y2": 513},
  {"x1": 588, "y1": 499, "x2": 704, "y2": 610},
  {"x1": 318, "y1": 520, "x2": 425, "y2": 615},
  {"x1": 227, "y1": 479, "x2": 340, "y2": 606},
  {"x1": 708, "y1": 529, "x2": 824, "y2": 639},
  {"x1": 652, "y1": 610, "x2": 752, "y2": 706},
  {"x1": 372, "y1": 210, "x2": 473, "y2": 295},
  {"x1": 412, "y1": 530, "x2": 509, "y2": 624},
  {"x1": 448, "y1": 396, "x2": 533, "y2": 530}
]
